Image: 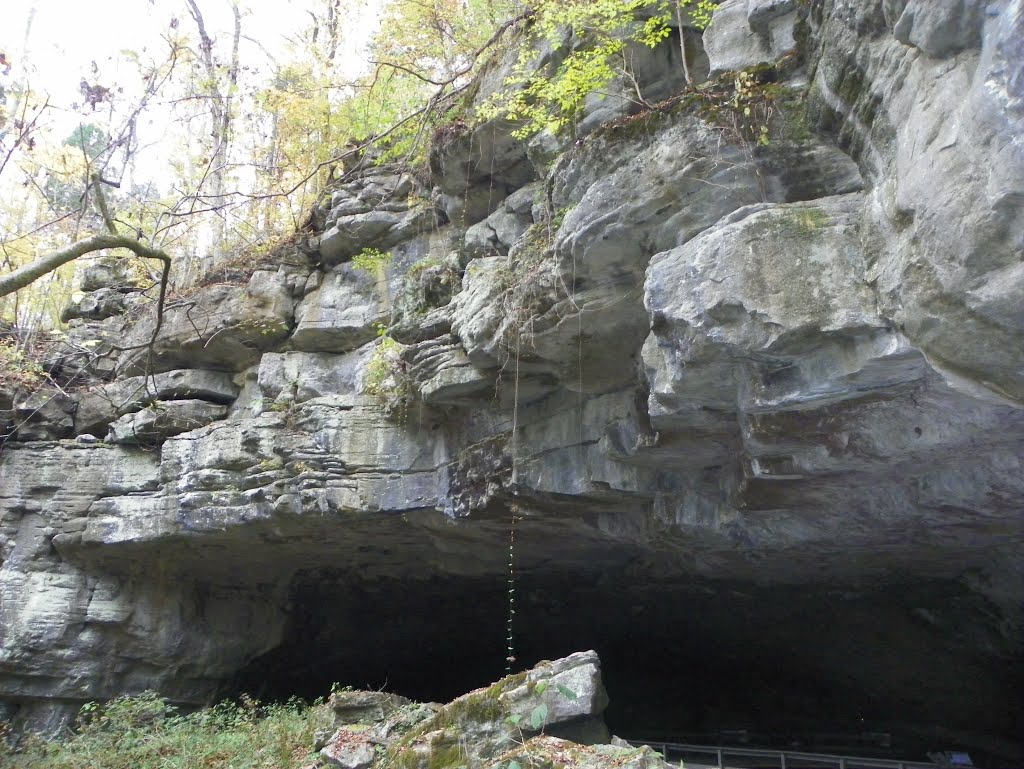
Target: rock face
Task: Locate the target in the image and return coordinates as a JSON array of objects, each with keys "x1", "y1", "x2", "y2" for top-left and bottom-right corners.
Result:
[{"x1": 2, "y1": 1, "x2": 1023, "y2": 764}]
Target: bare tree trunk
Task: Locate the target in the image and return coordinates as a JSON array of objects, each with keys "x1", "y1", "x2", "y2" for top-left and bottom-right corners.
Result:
[
  {"x1": 184, "y1": 0, "x2": 242, "y2": 270},
  {"x1": 325, "y1": 0, "x2": 341, "y2": 64},
  {"x1": 676, "y1": 1, "x2": 693, "y2": 86}
]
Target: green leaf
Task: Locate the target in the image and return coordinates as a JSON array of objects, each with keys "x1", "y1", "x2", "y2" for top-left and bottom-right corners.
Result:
[
  {"x1": 556, "y1": 684, "x2": 577, "y2": 701},
  {"x1": 534, "y1": 681, "x2": 549, "y2": 695},
  {"x1": 530, "y1": 703, "x2": 548, "y2": 730},
  {"x1": 508, "y1": 762, "x2": 523, "y2": 769},
  {"x1": 506, "y1": 713, "x2": 523, "y2": 726}
]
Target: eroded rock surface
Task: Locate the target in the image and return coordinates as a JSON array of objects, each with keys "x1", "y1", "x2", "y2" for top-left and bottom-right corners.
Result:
[
  {"x1": 2, "y1": 1, "x2": 1022, "y2": 763},
  {"x1": 312, "y1": 651, "x2": 636, "y2": 769}
]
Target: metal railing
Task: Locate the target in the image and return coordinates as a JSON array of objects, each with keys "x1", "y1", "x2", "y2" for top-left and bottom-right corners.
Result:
[{"x1": 628, "y1": 740, "x2": 941, "y2": 769}]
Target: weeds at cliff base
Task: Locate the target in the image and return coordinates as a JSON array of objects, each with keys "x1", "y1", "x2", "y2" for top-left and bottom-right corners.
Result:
[
  {"x1": 0, "y1": 691, "x2": 332, "y2": 769},
  {"x1": 0, "y1": 338, "x2": 48, "y2": 391}
]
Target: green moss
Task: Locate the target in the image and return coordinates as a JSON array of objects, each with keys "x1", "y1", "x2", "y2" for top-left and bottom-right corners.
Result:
[
  {"x1": 430, "y1": 687, "x2": 506, "y2": 730},
  {"x1": 746, "y1": 205, "x2": 830, "y2": 243},
  {"x1": 387, "y1": 739, "x2": 467, "y2": 769},
  {"x1": 428, "y1": 743, "x2": 466, "y2": 769},
  {"x1": 393, "y1": 256, "x2": 460, "y2": 322},
  {"x1": 380, "y1": 671, "x2": 528, "y2": 769},
  {"x1": 407, "y1": 256, "x2": 445, "y2": 277},
  {"x1": 363, "y1": 336, "x2": 407, "y2": 398},
  {"x1": 775, "y1": 88, "x2": 813, "y2": 142},
  {"x1": 778, "y1": 206, "x2": 830, "y2": 234}
]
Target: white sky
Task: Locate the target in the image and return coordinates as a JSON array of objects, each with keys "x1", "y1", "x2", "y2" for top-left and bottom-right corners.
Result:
[
  {"x1": 9, "y1": 1, "x2": 306, "y2": 100},
  {"x1": 2, "y1": 0, "x2": 382, "y2": 186}
]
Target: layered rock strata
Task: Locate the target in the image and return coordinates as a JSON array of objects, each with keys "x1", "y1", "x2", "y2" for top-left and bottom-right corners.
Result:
[{"x1": 1, "y1": 0, "x2": 1022, "y2": 762}]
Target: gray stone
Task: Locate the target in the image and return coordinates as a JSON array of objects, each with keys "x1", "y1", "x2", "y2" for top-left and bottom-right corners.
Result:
[
  {"x1": 318, "y1": 207, "x2": 433, "y2": 266},
  {"x1": 463, "y1": 183, "x2": 542, "y2": 260},
  {"x1": 13, "y1": 388, "x2": 75, "y2": 441},
  {"x1": 704, "y1": 0, "x2": 797, "y2": 76},
  {"x1": 320, "y1": 726, "x2": 375, "y2": 769},
  {"x1": 406, "y1": 336, "x2": 495, "y2": 404},
  {"x1": 450, "y1": 256, "x2": 512, "y2": 368},
  {"x1": 488, "y1": 737, "x2": 673, "y2": 769},
  {"x1": 116, "y1": 267, "x2": 302, "y2": 375},
  {"x1": 42, "y1": 315, "x2": 128, "y2": 382},
  {"x1": 330, "y1": 690, "x2": 411, "y2": 725},
  {"x1": 388, "y1": 244, "x2": 462, "y2": 343},
  {"x1": 891, "y1": 0, "x2": 987, "y2": 57},
  {"x1": 805, "y1": 0, "x2": 1024, "y2": 401},
  {"x1": 644, "y1": 194, "x2": 881, "y2": 387},
  {"x1": 428, "y1": 38, "x2": 553, "y2": 225},
  {"x1": 509, "y1": 116, "x2": 865, "y2": 392},
  {"x1": 107, "y1": 400, "x2": 229, "y2": 444},
  {"x1": 371, "y1": 652, "x2": 613, "y2": 769},
  {"x1": 319, "y1": 211, "x2": 403, "y2": 264},
  {"x1": 1, "y1": 3, "x2": 1023, "y2": 757},
  {"x1": 291, "y1": 264, "x2": 389, "y2": 353},
  {"x1": 60, "y1": 287, "x2": 134, "y2": 322},
  {"x1": 500, "y1": 650, "x2": 609, "y2": 730},
  {"x1": 75, "y1": 369, "x2": 239, "y2": 437},
  {"x1": 256, "y1": 347, "x2": 373, "y2": 405},
  {"x1": 80, "y1": 257, "x2": 137, "y2": 292}
]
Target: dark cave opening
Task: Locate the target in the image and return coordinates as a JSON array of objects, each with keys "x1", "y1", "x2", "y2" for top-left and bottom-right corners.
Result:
[{"x1": 225, "y1": 568, "x2": 1024, "y2": 768}]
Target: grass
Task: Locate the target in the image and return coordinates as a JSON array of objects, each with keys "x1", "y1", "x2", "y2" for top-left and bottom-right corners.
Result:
[{"x1": 1, "y1": 692, "x2": 333, "y2": 769}]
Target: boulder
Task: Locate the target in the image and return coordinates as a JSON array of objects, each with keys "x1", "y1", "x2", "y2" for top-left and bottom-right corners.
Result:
[
  {"x1": 12, "y1": 388, "x2": 76, "y2": 441},
  {"x1": 116, "y1": 268, "x2": 303, "y2": 375},
  {"x1": 500, "y1": 650, "x2": 609, "y2": 732},
  {"x1": 704, "y1": 0, "x2": 797, "y2": 77},
  {"x1": 80, "y1": 257, "x2": 138, "y2": 292},
  {"x1": 489, "y1": 737, "x2": 673, "y2": 769},
  {"x1": 318, "y1": 207, "x2": 434, "y2": 266},
  {"x1": 330, "y1": 690, "x2": 411, "y2": 725},
  {"x1": 60, "y1": 287, "x2": 135, "y2": 323},
  {"x1": 107, "y1": 400, "x2": 229, "y2": 445},
  {"x1": 320, "y1": 726, "x2": 376, "y2": 769},
  {"x1": 74, "y1": 369, "x2": 239, "y2": 437},
  {"x1": 375, "y1": 651, "x2": 613, "y2": 769}
]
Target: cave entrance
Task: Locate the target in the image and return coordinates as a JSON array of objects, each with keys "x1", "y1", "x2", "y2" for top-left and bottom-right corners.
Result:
[{"x1": 224, "y1": 567, "x2": 1024, "y2": 767}]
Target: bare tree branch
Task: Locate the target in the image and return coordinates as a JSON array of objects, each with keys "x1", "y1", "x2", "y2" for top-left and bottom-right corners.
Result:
[{"x1": 0, "y1": 233, "x2": 169, "y2": 299}]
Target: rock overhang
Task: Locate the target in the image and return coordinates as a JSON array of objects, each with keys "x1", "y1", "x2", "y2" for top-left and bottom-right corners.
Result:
[{"x1": 1, "y1": 0, "x2": 1023, "y2": 763}]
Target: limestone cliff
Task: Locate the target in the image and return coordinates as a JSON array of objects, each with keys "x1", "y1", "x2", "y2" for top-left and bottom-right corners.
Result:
[{"x1": 1, "y1": 0, "x2": 1022, "y2": 763}]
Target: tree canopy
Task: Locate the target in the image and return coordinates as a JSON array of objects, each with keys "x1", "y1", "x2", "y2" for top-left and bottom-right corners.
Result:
[{"x1": 0, "y1": 0, "x2": 716, "y2": 338}]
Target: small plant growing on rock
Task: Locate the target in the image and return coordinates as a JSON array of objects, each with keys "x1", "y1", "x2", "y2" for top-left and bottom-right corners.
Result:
[
  {"x1": 350, "y1": 247, "x2": 393, "y2": 274},
  {"x1": 694, "y1": 59, "x2": 804, "y2": 147},
  {"x1": 363, "y1": 332, "x2": 412, "y2": 419},
  {"x1": 0, "y1": 338, "x2": 47, "y2": 391},
  {"x1": 258, "y1": 457, "x2": 286, "y2": 471},
  {"x1": 477, "y1": 0, "x2": 720, "y2": 139}
]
